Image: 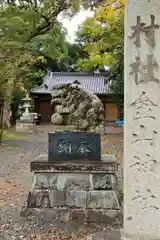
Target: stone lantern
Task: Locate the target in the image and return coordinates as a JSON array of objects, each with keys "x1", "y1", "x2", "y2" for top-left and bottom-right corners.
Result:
[{"x1": 16, "y1": 93, "x2": 34, "y2": 132}]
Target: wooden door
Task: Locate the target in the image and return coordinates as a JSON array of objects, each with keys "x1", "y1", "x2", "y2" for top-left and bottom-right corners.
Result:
[
  {"x1": 39, "y1": 100, "x2": 52, "y2": 122},
  {"x1": 105, "y1": 103, "x2": 118, "y2": 121}
]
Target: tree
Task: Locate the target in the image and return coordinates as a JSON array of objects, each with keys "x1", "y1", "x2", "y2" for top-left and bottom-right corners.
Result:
[
  {"x1": 109, "y1": 42, "x2": 124, "y2": 119},
  {"x1": 76, "y1": 0, "x2": 125, "y2": 71},
  {"x1": 0, "y1": 0, "x2": 105, "y2": 42},
  {"x1": 0, "y1": 0, "x2": 125, "y2": 130},
  {"x1": 0, "y1": 0, "x2": 123, "y2": 93},
  {"x1": 0, "y1": 0, "x2": 106, "y2": 93},
  {"x1": 21, "y1": 23, "x2": 70, "y2": 89},
  {"x1": 75, "y1": 0, "x2": 125, "y2": 118}
]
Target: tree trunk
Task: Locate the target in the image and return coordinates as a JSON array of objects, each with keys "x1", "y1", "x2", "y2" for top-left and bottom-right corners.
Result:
[
  {"x1": 3, "y1": 102, "x2": 11, "y2": 128},
  {"x1": 0, "y1": 100, "x2": 4, "y2": 144}
]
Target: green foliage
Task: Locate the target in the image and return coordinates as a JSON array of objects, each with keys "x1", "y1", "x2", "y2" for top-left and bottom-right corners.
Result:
[
  {"x1": 0, "y1": 0, "x2": 111, "y2": 130},
  {"x1": 109, "y1": 43, "x2": 124, "y2": 119},
  {"x1": 75, "y1": 0, "x2": 125, "y2": 118},
  {"x1": 11, "y1": 88, "x2": 26, "y2": 124},
  {"x1": 76, "y1": 1, "x2": 124, "y2": 71},
  {"x1": 0, "y1": 0, "x2": 125, "y2": 122},
  {"x1": 0, "y1": 0, "x2": 104, "y2": 99}
]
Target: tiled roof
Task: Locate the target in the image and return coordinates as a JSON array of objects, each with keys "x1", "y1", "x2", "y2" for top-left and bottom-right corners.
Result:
[{"x1": 30, "y1": 71, "x2": 111, "y2": 94}]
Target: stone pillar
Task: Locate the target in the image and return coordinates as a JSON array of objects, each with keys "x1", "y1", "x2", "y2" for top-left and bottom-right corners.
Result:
[{"x1": 123, "y1": 1, "x2": 160, "y2": 239}]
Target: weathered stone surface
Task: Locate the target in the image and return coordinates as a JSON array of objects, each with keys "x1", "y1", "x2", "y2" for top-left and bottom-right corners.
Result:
[
  {"x1": 69, "y1": 210, "x2": 87, "y2": 224},
  {"x1": 50, "y1": 83, "x2": 105, "y2": 133},
  {"x1": 65, "y1": 190, "x2": 87, "y2": 208},
  {"x1": 27, "y1": 190, "x2": 52, "y2": 208},
  {"x1": 88, "y1": 229, "x2": 120, "y2": 240},
  {"x1": 30, "y1": 161, "x2": 118, "y2": 173},
  {"x1": 35, "y1": 173, "x2": 57, "y2": 189},
  {"x1": 87, "y1": 191, "x2": 119, "y2": 209},
  {"x1": 28, "y1": 158, "x2": 120, "y2": 224},
  {"x1": 51, "y1": 113, "x2": 63, "y2": 125},
  {"x1": 92, "y1": 174, "x2": 116, "y2": 190},
  {"x1": 124, "y1": 0, "x2": 160, "y2": 238},
  {"x1": 16, "y1": 120, "x2": 33, "y2": 132},
  {"x1": 95, "y1": 124, "x2": 105, "y2": 135},
  {"x1": 50, "y1": 190, "x2": 65, "y2": 207},
  {"x1": 69, "y1": 209, "x2": 121, "y2": 226},
  {"x1": 87, "y1": 209, "x2": 121, "y2": 225},
  {"x1": 57, "y1": 173, "x2": 90, "y2": 190}
]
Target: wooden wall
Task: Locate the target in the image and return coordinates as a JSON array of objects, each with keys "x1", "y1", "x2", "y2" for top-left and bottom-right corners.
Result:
[
  {"x1": 32, "y1": 94, "x2": 53, "y2": 122},
  {"x1": 32, "y1": 93, "x2": 119, "y2": 123}
]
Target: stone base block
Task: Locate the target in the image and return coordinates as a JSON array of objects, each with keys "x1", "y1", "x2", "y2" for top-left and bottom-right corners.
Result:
[
  {"x1": 20, "y1": 207, "x2": 121, "y2": 227},
  {"x1": 33, "y1": 172, "x2": 117, "y2": 190},
  {"x1": 16, "y1": 120, "x2": 33, "y2": 132},
  {"x1": 87, "y1": 190, "x2": 119, "y2": 209},
  {"x1": 26, "y1": 160, "x2": 120, "y2": 225},
  {"x1": 70, "y1": 209, "x2": 121, "y2": 225},
  {"x1": 89, "y1": 229, "x2": 121, "y2": 240},
  {"x1": 27, "y1": 189, "x2": 120, "y2": 209}
]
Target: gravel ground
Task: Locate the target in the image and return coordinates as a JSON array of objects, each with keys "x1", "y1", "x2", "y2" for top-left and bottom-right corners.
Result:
[{"x1": 0, "y1": 127, "x2": 123, "y2": 239}]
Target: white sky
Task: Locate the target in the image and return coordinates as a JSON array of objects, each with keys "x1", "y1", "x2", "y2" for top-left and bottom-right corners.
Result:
[{"x1": 58, "y1": 10, "x2": 94, "y2": 43}]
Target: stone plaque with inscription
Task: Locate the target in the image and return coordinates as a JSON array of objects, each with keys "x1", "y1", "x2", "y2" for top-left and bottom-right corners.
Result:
[{"x1": 48, "y1": 132, "x2": 101, "y2": 161}]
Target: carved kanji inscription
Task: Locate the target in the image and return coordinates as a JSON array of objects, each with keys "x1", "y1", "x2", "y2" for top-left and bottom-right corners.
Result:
[
  {"x1": 129, "y1": 15, "x2": 146, "y2": 47},
  {"x1": 140, "y1": 54, "x2": 159, "y2": 84},
  {"x1": 130, "y1": 57, "x2": 141, "y2": 85},
  {"x1": 143, "y1": 15, "x2": 159, "y2": 48},
  {"x1": 129, "y1": 153, "x2": 158, "y2": 173},
  {"x1": 130, "y1": 55, "x2": 159, "y2": 85},
  {"x1": 132, "y1": 125, "x2": 158, "y2": 144},
  {"x1": 129, "y1": 15, "x2": 159, "y2": 48},
  {"x1": 130, "y1": 91, "x2": 157, "y2": 121},
  {"x1": 130, "y1": 91, "x2": 157, "y2": 107},
  {"x1": 132, "y1": 187, "x2": 159, "y2": 211}
]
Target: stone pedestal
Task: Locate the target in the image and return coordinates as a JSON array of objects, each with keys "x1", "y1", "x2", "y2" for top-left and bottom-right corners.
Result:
[
  {"x1": 123, "y1": 0, "x2": 160, "y2": 239},
  {"x1": 26, "y1": 157, "x2": 120, "y2": 225},
  {"x1": 16, "y1": 120, "x2": 33, "y2": 132}
]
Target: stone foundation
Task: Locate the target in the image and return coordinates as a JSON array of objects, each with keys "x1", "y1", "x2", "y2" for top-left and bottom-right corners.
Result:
[
  {"x1": 16, "y1": 120, "x2": 33, "y2": 132},
  {"x1": 52, "y1": 125, "x2": 105, "y2": 135},
  {"x1": 27, "y1": 158, "x2": 120, "y2": 225}
]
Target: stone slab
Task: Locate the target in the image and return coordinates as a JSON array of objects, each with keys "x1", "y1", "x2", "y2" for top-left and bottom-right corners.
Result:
[
  {"x1": 48, "y1": 131, "x2": 101, "y2": 161},
  {"x1": 27, "y1": 189, "x2": 120, "y2": 210},
  {"x1": 86, "y1": 209, "x2": 121, "y2": 226},
  {"x1": 92, "y1": 173, "x2": 116, "y2": 190},
  {"x1": 33, "y1": 172, "x2": 118, "y2": 191},
  {"x1": 16, "y1": 119, "x2": 33, "y2": 123},
  {"x1": 20, "y1": 207, "x2": 121, "y2": 228},
  {"x1": 30, "y1": 161, "x2": 119, "y2": 173},
  {"x1": 88, "y1": 229, "x2": 120, "y2": 240},
  {"x1": 35, "y1": 190, "x2": 88, "y2": 208},
  {"x1": 50, "y1": 190, "x2": 65, "y2": 207},
  {"x1": 16, "y1": 120, "x2": 33, "y2": 132},
  {"x1": 65, "y1": 190, "x2": 87, "y2": 208},
  {"x1": 34, "y1": 173, "x2": 57, "y2": 189},
  {"x1": 33, "y1": 154, "x2": 116, "y2": 162},
  {"x1": 87, "y1": 191, "x2": 120, "y2": 209},
  {"x1": 70, "y1": 209, "x2": 121, "y2": 226},
  {"x1": 27, "y1": 190, "x2": 52, "y2": 208},
  {"x1": 56, "y1": 173, "x2": 90, "y2": 190}
]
